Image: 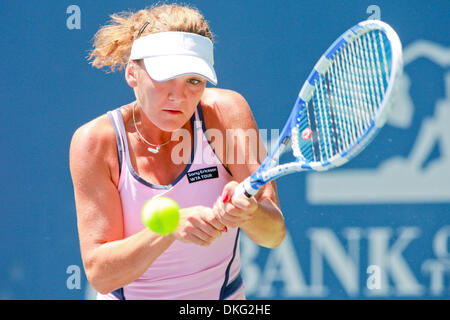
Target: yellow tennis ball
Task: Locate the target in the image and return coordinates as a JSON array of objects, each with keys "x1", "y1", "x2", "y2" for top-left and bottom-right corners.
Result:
[{"x1": 141, "y1": 196, "x2": 180, "y2": 235}]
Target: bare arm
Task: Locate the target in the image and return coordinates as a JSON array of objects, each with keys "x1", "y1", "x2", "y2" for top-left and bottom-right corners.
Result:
[
  {"x1": 202, "y1": 89, "x2": 286, "y2": 248},
  {"x1": 69, "y1": 117, "x2": 178, "y2": 294},
  {"x1": 70, "y1": 117, "x2": 224, "y2": 294}
]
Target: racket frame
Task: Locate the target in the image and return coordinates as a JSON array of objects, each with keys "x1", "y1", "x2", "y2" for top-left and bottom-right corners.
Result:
[{"x1": 234, "y1": 20, "x2": 403, "y2": 199}]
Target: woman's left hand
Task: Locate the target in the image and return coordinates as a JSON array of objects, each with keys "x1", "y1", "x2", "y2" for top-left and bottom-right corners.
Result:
[{"x1": 213, "y1": 181, "x2": 258, "y2": 229}]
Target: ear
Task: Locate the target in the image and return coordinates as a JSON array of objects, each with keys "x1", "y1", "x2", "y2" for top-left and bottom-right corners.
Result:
[{"x1": 125, "y1": 60, "x2": 138, "y2": 88}]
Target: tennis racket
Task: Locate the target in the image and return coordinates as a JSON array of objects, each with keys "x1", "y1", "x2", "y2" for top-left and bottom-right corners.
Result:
[{"x1": 233, "y1": 19, "x2": 403, "y2": 201}]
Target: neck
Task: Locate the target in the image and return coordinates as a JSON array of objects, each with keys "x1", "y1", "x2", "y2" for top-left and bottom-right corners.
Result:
[
  {"x1": 133, "y1": 104, "x2": 172, "y2": 145},
  {"x1": 131, "y1": 103, "x2": 193, "y2": 154}
]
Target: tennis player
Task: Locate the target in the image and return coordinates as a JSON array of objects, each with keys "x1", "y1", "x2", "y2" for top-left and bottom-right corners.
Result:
[{"x1": 69, "y1": 3, "x2": 286, "y2": 300}]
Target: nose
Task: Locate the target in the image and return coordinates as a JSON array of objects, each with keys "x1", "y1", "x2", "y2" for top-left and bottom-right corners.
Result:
[{"x1": 167, "y1": 78, "x2": 186, "y2": 102}]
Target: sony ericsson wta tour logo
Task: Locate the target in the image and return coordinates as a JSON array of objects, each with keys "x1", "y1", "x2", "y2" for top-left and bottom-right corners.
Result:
[{"x1": 306, "y1": 40, "x2": 450, "y2": 204}]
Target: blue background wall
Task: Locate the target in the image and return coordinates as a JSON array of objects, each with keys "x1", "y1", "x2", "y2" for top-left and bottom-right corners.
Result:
[{"x1": 0, "y1": 0, "x2": 449, "y2": 299}]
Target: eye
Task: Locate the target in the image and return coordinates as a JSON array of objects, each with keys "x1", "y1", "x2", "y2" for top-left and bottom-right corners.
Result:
[{"x1": 188, "y1": 78, "x2": 204, "y2": 86}]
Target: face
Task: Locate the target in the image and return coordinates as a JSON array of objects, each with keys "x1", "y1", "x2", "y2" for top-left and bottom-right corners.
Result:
[{"x1": 126, "y1": 60, "x2": 207, "y2": 132}]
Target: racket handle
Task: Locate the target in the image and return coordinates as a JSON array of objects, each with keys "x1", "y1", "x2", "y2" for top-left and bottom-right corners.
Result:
[{"x1": 232, "y1": 177, "x2": 260, "y2": 202}]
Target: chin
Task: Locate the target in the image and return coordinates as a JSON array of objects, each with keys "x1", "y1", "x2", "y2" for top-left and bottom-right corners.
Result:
[{"x1": 157, "y1": 119, "x2": 189, "y2": 133}]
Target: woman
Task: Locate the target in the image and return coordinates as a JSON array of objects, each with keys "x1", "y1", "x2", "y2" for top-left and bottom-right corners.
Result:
[{"x1": 69, "y1": 3, "x2": 285, "y2": 300}]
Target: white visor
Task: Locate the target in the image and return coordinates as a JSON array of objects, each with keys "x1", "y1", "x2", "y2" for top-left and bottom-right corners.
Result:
[{"x1": 129, "y1": 32, "x2": 217, "y2": 85}]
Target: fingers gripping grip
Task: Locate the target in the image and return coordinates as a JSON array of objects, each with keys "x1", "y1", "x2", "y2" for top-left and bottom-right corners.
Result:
[{"x1": 232, "y1": 178, "x2": 259, "y2": 202}]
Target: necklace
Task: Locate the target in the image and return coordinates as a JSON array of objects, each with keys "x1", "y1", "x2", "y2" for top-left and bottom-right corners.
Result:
[{"x1": 132, "y1": 105, "x2": 172, "y2": 154}]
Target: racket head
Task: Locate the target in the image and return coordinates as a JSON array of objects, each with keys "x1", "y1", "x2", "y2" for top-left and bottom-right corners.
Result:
[
  {"x1": 238, "y1": 20, "x2": 403, "y2": 198},
  {"x1": 289, "y1": 19, "x2": 403, "y2": 171}
]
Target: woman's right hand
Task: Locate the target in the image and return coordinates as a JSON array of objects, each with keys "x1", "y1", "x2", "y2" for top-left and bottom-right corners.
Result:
[{"x1": 172, "y1": 206, "x2": 226, "y2": 246}]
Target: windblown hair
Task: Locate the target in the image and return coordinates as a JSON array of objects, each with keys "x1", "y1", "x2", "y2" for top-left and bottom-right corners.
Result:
[{"x1": 88, "y1": 3, "x2": 213, "y2": 72}]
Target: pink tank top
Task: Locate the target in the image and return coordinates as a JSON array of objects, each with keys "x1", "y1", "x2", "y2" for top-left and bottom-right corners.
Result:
[{"x1": 99, "y1": 105, "x2": 244, "y2": 300}]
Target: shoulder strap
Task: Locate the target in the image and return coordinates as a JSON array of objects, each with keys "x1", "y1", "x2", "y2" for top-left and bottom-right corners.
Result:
[{"x1": 107, "y1": 109, "x2": 126, "y2": 174}]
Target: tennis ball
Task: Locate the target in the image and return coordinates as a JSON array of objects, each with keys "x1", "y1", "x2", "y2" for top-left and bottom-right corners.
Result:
[{"x1": 141, "y1": 196, "x2": 180, "y2": 236}]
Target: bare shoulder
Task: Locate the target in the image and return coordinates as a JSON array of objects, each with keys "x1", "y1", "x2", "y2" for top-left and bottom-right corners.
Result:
[
  {"x1": 70, "y1": 113, "x2": 115, "y2": 158},
  {"x1": 69, "y1": 112, "x2": 118, "y2": 180},
  {"x1": 201, "y1": 88, "x2": 255, "y2": 130},
  {"x1": 201, "y1": 88, "x2": 247, "y2": 106}
]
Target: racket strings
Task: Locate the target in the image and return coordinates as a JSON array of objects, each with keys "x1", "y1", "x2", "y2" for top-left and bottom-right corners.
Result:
[{"x1": 297, "y1": 30, "x2": 390, "y2": 163}]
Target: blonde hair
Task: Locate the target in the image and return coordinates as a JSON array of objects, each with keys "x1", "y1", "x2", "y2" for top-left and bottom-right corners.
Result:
[{"x1": 88, "y1": 3, "x2": 213, "y2": 72}]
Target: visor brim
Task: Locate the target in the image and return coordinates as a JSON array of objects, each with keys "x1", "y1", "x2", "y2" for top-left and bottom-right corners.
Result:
[{"x1": 143, "y1": 55, "x2": 217, "y2": 86}]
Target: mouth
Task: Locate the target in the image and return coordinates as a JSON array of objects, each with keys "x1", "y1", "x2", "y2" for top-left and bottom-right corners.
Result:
[{"x1": 162, "y1": 109, "x2": 183, "y2": 115}]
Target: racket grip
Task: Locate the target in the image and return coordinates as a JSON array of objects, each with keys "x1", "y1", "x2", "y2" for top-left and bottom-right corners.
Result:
[{"x1": 232, "y1": 177, "x2": 259, "y2": 202}]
